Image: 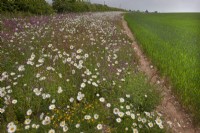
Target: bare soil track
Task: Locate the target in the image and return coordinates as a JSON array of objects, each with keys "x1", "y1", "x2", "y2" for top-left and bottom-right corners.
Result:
[{"x1": 122, "y1": 15, "x2": 200, "y2": 133}]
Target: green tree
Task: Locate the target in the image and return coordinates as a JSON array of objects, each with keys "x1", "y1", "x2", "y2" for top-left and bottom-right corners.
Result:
[{"x1": 1, "y1": 0, "x2": 54, "y2": 15}]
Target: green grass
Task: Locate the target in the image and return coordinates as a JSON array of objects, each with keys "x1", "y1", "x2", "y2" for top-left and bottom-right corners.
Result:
[
  {"x1": 0, "y1": 13, "x2": 165, "y2": 132},
  {"x1": 125, "y1": 13, "x2": 200, "y2": 123}
]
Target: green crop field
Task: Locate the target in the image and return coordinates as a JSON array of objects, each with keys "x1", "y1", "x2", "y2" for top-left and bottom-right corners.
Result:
[{"x1": 125, "y1": 13, "x2": 200, "y2": 122}]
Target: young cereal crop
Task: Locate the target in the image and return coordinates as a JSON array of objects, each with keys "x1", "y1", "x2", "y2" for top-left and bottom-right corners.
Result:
[
  {"x1": 125, "y1": 13, "x2": 200, "y2": 123},
  {"x1": 0, "y1": 12, "x2": 164, "y2": 132}
]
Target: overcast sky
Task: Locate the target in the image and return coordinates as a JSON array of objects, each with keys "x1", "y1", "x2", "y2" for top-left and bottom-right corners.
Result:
[{"x1": 47, "y1": 0, "x2": 200, "y2": 12}]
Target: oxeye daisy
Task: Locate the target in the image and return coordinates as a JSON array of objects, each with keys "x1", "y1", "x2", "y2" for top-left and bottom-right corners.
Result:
[
  {"x1": 7, "y1": 122, "x2": 17, "y2": 133},
  {"x1": 48, "y1": 129, "x2": 55, "y2": 133},
  {"x1": 97, "y1": 124, "x2": 103, "y2": 130}
]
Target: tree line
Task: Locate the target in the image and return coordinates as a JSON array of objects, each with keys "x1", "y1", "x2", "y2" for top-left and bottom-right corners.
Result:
[{"x1": 0, "y1": 0, "x2": 124, "y2": 15}]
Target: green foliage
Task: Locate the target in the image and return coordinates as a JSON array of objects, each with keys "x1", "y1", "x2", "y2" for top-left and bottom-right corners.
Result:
[
  {"x1": 123, "y1": 73, "x2": 160, "y2": 112},
  {"x1": 0, "y1": 0, "x2": 124, "y2": 15},
  {"x1": 52, "y1": 0, "x2": 124, "y2": 13},
  {"x1": 0, "y1": 0, "x2": 54, "y2": 15},
  {"x1": 125, "y1": 13, "x2": 200, "y2": 123}
]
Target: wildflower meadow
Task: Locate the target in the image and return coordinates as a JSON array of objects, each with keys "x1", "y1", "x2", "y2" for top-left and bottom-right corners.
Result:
[{"x1": 0, "y1": 12, "x2": 164, "y2": 133}]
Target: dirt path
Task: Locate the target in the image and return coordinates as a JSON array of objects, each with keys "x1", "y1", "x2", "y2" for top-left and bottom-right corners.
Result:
[{"x1": 121, "y1": 16, "x2": 199, "y2": 133}]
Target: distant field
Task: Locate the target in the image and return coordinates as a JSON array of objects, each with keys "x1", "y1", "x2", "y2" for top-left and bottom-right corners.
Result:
[{"x1": 125, "y1": 13, "x2": 200, "y2": 122}]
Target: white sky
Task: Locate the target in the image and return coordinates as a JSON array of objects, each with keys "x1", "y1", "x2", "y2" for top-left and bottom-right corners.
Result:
[{"x1": 46, "y1": 0, "x2": 200, "y2": 12}]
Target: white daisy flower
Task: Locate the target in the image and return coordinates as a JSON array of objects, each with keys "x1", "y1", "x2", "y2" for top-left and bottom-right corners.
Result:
[
  {"x1": 113, "y1": 108, "x2": 119, "y2": 115},
  {"x1": 57, "y1": 86, "x2": 63, "y2": 94},
  {"x1": 0, "y1": 108, "x2": 5, "y2": 113},
  {"x1": 25, "y1": 125, "x2": 30, "y2": 130},
  {"x1": 24, "y1": 119, "x2": 31, "y2": 125},
  {"x1": 7, "y1": 122, "x2": 17, "y2": 133},
  {"x1": 18, "y1": 65, "x2": 25, "y2": 72},
  {"x1": 155, "y1": 117, "x2": 162, "y2": 126},
  {"x1": 97, "y1": 124, "x2": 103, "y2": 130},
  {"x1": 60, "y1": 121, "x2": 65, "y2": 127},
  {"x1": 12, "y1": 99, "x2": 17, "y2": 104},
  {"x1": 106, "y1": 103, "x2": 111, "y2": 108},
  {"x1": 94, "y1": 114, "x2": 99, "y2": 119},
  {"x1": 132, "y1": 128, "x2": 138, "y2": 133},
  {"x1": 80, "y1": 83, "x2": 86, "y2": 88},
  {"x1": 48, "y1": 129, "x2": 55, "y2": 133},
  {"x1": 42, "y1": 116, "x2": 51, "y2": 125},
  {"x1": 69, "y1": 97, "x2": 74, "y2": 103},
  {"x1": 148, "y1": 122, "x2": 154, "y2": 128},
  {"x1": 75, "y1": 123, "x2": 80, "y2": 128},
  {"x1": 99, "y1": 97, "x2": 105, "y2": 102},
  {"x1": 84, "y1": 115, "x2": 91, "y2": 120},
  {"x1": 49, "y1": 104, "x2": 56, "y2": 110},
  {"x1": 118, "y1": 112, "x2": 124, "y2": 117},
  {"x1": 131, "y1": 113, "x2": 135, "y2": 119},
  {"x1": 119, "y1": 98, "x2": 125, "y2": 103},
  {"x1": 63, "y1": 125, "x2": 68, "y2": 132},
  {"x1": 27, "y1": 109, "x2": 32, "y2": 116},
  {"x1": 116, "y1": 118, "x2": 121, "y2": 123}
]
